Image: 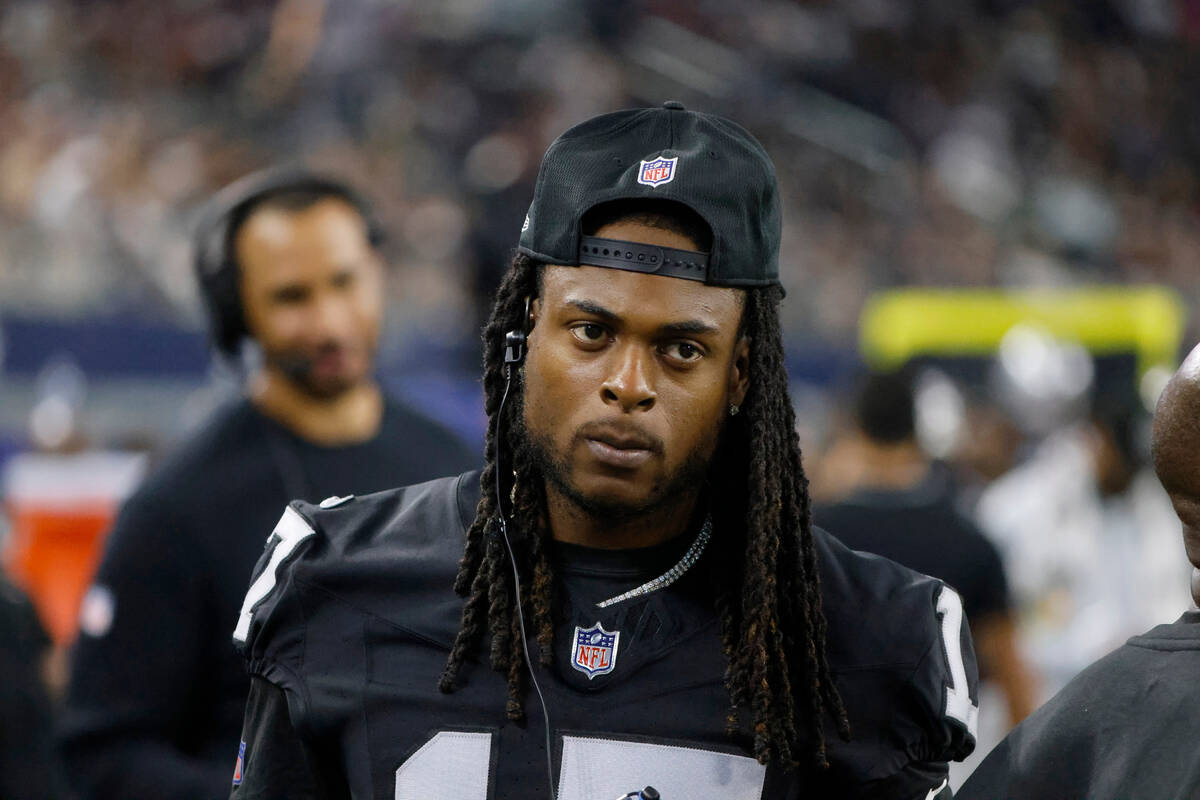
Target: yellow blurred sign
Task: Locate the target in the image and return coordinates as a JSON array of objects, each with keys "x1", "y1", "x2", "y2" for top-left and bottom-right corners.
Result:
[{"x1": 860, "y1": 286, "x2": 1187, "y2": 376}]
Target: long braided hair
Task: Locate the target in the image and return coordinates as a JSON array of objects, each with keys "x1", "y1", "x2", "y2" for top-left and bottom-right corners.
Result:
[{"x1": 439, "y1": 242, "x2": 849, "y2": 770}]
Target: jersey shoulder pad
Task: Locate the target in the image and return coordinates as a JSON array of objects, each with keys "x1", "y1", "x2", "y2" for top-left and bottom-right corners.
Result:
[
  {"x1": 814, "y1": 527, "x2": 979, "y2": 773},
  {"x1": 233, "y1": 472, "x2": 479, "y2": 668}
]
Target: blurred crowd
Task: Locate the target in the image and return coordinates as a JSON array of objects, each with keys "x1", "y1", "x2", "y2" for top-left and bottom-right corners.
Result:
[
  {"x1": 0, "y1": 0, "x2": 1198, "y2": 795},
  {"x1": 1, "y1": 0, "x2": 1198, "y2": 350}
]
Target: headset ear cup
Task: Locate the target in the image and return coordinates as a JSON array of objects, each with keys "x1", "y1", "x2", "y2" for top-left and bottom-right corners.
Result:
[
  {"x1": 194, "y1": 217, "x2": 248, "y2": 358},
  {"x1": 208, "y1": 257, "x2": 248, "y2": 356}
]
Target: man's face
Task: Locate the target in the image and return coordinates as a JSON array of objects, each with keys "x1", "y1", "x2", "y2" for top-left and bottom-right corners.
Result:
[
  {"x1": 522, "y1": 219, "x2": 750, "y2": 521},
  {"x1": 236, "y1": 197, "x2": 383, "y2": 399}
]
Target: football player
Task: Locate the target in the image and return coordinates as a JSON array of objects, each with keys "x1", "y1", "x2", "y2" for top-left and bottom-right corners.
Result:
[
  {"x1": 232, "y1": 104, "x2": 978, "y2": 799},
  {"x1": 958, "y1": 341, "x2": 1200, "y2": 798}
]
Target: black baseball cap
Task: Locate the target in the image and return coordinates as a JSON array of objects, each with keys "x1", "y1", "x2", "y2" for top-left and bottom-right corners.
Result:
[{"x1": 518, "y1": 102, "x2": 781, "y2": 288}]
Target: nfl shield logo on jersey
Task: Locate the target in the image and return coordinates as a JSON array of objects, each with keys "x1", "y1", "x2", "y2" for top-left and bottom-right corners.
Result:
[
  {"x1": 571, "y1": 622, "x2": 620, "y2": 679},
  {"x1": 637, "y1": 155, "x2": 678, "y2": 187},
  {"x1": 232, "y1": 740, "x2": 245, "y2": 785}
]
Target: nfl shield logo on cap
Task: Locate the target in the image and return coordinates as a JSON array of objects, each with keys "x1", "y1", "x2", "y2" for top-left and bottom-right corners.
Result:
[
  {"x1": 571, "y1": 622, "x2": 620, "y2": 679},
  {"x1": 637, "y1": 155, "x2": 678, "y2": 187}
]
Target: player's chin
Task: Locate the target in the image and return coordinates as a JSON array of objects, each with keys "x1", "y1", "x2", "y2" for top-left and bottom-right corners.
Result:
[{"x1": 570, "y1": 466, "x2": 662, "y2": 508}]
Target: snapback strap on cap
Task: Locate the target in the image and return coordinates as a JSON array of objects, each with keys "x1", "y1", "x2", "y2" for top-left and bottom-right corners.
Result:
[{"x1": 578, "y1": 237, "x2": 709, "y2": 282}]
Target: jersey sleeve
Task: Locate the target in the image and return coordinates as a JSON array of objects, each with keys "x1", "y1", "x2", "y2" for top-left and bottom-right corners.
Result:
[
  {"x1": 918, "y1": 582, "x2": 980, "y2": 761},
  {"x1": 230, "y1": 676, "x2": 322, "y2": 800},
  {"x1": 817, "y1": 532, "x2": 980, "y2": 799},
  {"x1": 896, "y1": 581, "x2": 980, "y2": 798},
  {"x1": 232, "y1": 499, "x2": 378, "y2": 800},
  {"x1": 233, "y1": 501, "x2": 322, "y2": 682}
]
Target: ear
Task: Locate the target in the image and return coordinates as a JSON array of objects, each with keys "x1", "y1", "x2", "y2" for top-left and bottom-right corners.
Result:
[
  {"x1": 527, "y1": 296, "x2": 539, "y2": 329},
  {"x1": 728, "y1": 336, "x2": 750, "y2": 408}
]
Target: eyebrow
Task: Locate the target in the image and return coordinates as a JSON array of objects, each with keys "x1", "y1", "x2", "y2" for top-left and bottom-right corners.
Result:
[
  {"x1": 565, "y1": 299, "x2": 720, "y2": 336},
  {"x1": 567, "y1": 299, "x2": 620, "y2": 323},
  {"x1": 269, "y1": 283, "x2": 309, "y2": 300}
]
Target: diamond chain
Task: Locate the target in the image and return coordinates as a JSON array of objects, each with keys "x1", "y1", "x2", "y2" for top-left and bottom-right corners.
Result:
[{"x1": 595, "y1": 517, "x2": 712, "y2": 609}]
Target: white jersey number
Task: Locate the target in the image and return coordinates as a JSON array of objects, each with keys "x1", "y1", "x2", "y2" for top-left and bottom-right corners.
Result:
[
  {"x1": 233, "y1": 506, "x2": 316, "y2": 644},
  {"x1": 393, "y1": 732, "x2": 766, "y2": 800},
  {"x1": 935, "y1": 585, "x2": 978, "y2": 739}
]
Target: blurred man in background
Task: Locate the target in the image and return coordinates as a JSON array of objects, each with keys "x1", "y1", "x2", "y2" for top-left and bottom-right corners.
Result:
[
  {"x1": 57, "y1": 170, "x2": 477, "y2": 800},
  {"x1": 959, "y1": 341, "x2": 1200, "y2": 798},
  {"x1": 975, "y1": 385, "x2": 1187, "y2": 698},
  {"x1": 816, "y1": 369, "x2": 1036, "y2": 728}
]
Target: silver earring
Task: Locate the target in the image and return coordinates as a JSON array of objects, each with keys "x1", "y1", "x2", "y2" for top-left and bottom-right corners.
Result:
[{"x1": 729, "y1": 404, "x2": 740, "y2": 416}]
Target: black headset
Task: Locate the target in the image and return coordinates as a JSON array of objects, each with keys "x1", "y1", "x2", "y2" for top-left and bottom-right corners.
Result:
[{"x1": 192, "y1": 167, "x2": 385, "y2": 357}]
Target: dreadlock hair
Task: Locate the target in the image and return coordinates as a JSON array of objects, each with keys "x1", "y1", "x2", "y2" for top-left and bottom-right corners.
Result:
[{"x1": 439, "y1": 232, "x2": 850, "y2": 772}]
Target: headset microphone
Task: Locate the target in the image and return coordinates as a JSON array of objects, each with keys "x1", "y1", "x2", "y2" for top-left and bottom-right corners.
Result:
[
  {"x1": 271, "y1": 352, "x2": 317, "y2": 384},
  {"x1": 504, "y1": 330, "x2": 526, "y2": 367}
]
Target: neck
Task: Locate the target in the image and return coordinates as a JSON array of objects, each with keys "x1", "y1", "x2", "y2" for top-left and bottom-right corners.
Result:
[
  {"x1": 852, "y1": 436, "x2": 930, "y2": 491},
  {"x1": 249, "y1": 368, "x2": 383, "y2": 446},
  {"x1": 545, "y1": 485, "x2": 701, "y2": 550}
]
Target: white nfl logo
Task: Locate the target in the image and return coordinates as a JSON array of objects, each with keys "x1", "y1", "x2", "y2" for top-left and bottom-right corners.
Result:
[
  {"x1": 570, "y1": 622, "x2": 620, "y2": 679},
  {"x1": 637, "y1": 156, "x2": 678, "y2": 187}
]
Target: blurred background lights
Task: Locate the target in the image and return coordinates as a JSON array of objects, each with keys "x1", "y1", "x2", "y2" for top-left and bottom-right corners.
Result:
[
  {"x1": 27, "y1": 354, "x2": 88, "y2": 452},
  {"x1": 28, "y1": 394, "x2": 75, "y2": 452},
  {"x1": 1139, "y1": 365, "x2": 1172, "y2": 414},
  {"x1": 995, "y1": 324, "x2": 1094, "y2": 434},
  {"x1": 463, "y1": 133, "x2": 528, "y2": 193},
  {"x1": 915, "y1": 367, "x2": 966, "y2": 459}
]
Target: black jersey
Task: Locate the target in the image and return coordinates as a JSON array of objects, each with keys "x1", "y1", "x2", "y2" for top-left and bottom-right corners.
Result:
[
  {"x1": 232, "y1": 472, "x2": 978, "y2": 799},
  {"x1": 958, "y1": 612, "x2": 1200, "y2": 800}
]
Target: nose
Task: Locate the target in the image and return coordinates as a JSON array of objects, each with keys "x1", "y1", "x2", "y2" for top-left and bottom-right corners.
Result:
[
  {"x1": 309, "y1": 290, "x2": 352, "y2": 340},
  {"x1": 601, "y1": 345, "x2": 656, "y2": 412}
]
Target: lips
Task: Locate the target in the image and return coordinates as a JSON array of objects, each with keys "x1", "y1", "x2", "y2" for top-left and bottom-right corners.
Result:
[{"x1": 581, "y1": 424, "x2": 660, "y2": 470}]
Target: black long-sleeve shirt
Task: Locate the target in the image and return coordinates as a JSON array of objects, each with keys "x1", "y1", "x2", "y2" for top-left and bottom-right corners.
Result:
[
  {"x1": 58, "y1": 396, "x2": 477, "y2": 800},
  {"x1": 0, "y1": 575, "x2": 60, "y2": 800}
]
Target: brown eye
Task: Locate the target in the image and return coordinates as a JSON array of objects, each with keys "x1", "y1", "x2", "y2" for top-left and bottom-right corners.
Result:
[
  {"x1": 662, "y1": 342, "x2": 704, "y2": 363},
  {"x1": 571, "y1": 323, "x2": 607, "y2": 344}
]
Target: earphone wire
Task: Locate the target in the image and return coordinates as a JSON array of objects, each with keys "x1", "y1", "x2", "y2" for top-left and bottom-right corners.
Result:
[{"x1": 496, "y1": 359, "x2": 557, "y2": 800}]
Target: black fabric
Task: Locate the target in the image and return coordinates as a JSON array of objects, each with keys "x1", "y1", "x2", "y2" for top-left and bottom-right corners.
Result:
[
  {"x1": 233, "y1": 471, "x2": 978, "y2": 799},
  {"x1": 958, "y1": 612, "x2": 1200, "y2": 800},
  {"x1": 0, "y1": 575, "x2": 61, "y2": 800},
  {"x1": 233, "y1": 677, "x2": 343, "y2": 800},
  {"x1": 59, "y1": 396, "x2": 477, "y2": 800},
  {"x1": 816, "y1": 477, "x2": 1010, "y2": 625},
  {"x1": 518, "y1": 103, "x2": 781, "y2": 288}
]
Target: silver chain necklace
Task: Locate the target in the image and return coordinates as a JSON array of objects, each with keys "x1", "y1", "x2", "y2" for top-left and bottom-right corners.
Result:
[{"x1": 595, "y1": 516, "x2": 712, "y2": 608}]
